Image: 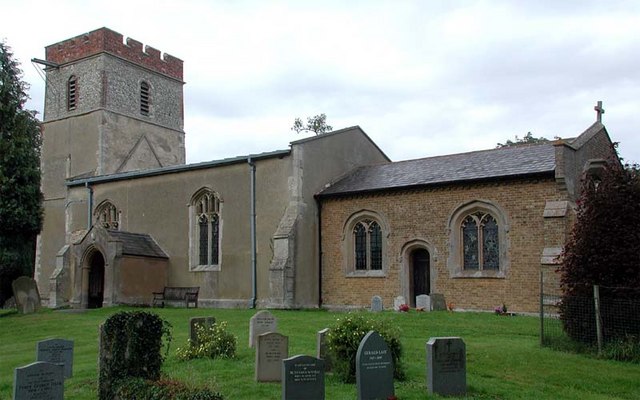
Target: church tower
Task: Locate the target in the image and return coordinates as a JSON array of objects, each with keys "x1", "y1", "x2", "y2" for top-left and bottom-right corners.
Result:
[{"x1": 36, "y1": 28, "x2": 185, "y2": 301}]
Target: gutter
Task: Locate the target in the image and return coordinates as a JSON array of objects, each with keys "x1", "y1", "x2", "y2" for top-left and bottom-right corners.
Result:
[{"x1": 248, "y1": 157, "x2": 257, "y2": 309}]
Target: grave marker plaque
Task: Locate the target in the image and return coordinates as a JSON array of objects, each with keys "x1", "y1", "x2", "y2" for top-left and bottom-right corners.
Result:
[
  {"x1": 356, "y1": 331, "x2": 394, "y2": 400},
  {"x1": 13, "y1": 361, "x2": 64, "y2": 400},
  {"x1": 316, "y1": 328, "x2": 332, "y2": 371},
  {"x1": 189, "y1": 316, "x2": 216, "y2": 346},
  {"x1": 256, "y1": 332, "x2": 289, "y2": 382},
  {"x1": 430, "y1": 293, "x2": 447, "y2": 311},
  {"x1": 249, "y1": 310, "x2": 277, "y2": 348},
  {"x1": 426, "y1": 337, "x2": 466, "y2": 396},
  {"x1": 370, "y1": 295, "x2": 383, "y2": 312},
  {"x1": 416, "y1": 294, "x2": 431, "y2": 311},
  {"x1": 282, "y1": 355, "x2": 325, "y2": 400},
  {"x1": 36, "y1": 338, "x2": 74, "y2": 379}
]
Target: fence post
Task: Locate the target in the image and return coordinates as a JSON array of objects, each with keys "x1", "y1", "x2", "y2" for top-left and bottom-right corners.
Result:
[
  {"x1": 593, "y1": 285, "x2": 603, "y2": 354},
  {"x1": 539, "y1": 270, "x2": 544, "y2": 346}
]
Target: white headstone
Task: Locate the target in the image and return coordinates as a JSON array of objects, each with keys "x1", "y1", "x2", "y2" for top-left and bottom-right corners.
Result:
[
  {"x1": 316, "y1": 328, "x2": 332, "y2": 371},
  {"x1": 249, "y1": 310, "x2": 277, "y2": 348},
  {"x1": 416, "y1": 294, "x2": 431, "y2": 311},
  {"x1": 255, "y1": 332, "x2": 288, "y2": 382},
  {"x1": 393, "y1": 296, "x2": 406, "y2": 311}
]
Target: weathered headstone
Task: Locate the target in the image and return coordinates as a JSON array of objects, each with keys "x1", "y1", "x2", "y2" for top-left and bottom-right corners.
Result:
[
  {"x1": 249, "y1": 310, "x2": 277, "y2": 348},
  {"x1": 11, "y1": 277, "x2": 41, "y2": 314},
  {"x1": 370, "y1": 295, "x2": 383, "y2": 312},
  {"x1": 13, "y1": 361, "x2": 64, "y2": 400},
  {"x1": 316, "y1": 328, "x2": 332, "y2": 371},
  {"x1": 430, "y1": 293, "x2": 447, "y2": 311},
  {"x1": 416, "y1": 294, "x2": 431, "y2": 311},
  {"x1": 256, "y1": 332, "x2": 289, "y2": 382},
  {"x1": 36, "y1": 338, "x2": 74, "y2": 379},
  {"x1": 189, "y1": 316, "x2": 216, "y2": 346},
  {"x1": 426, "y1": 337, "x2": 466, "y2": 396},
  {"x1": 393, "y1": 296, "x2": 406, "y2": 311},
  {"x1": 282, "y1": 355, "x2": 325, "y2": 400},
  {"x1": 356, "y1": 331, "x2": 394, "y2": 400}
]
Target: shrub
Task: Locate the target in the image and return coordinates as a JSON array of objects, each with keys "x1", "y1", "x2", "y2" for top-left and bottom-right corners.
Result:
[
  {"x1": 600, "y1": 335, "x2": 640, "y2": 363},
  {"x1": 98, "y1": 311, "x2": 172, "y2": 400},
  {"x1": 115, "y1": 377, "x2": 224, "y2": 400},
  {"x1": 176, "y1": 321, "x2": 237, "y2": 360},
  {"x1": 327, "y1": 313, "x2": 405, "y2": 383}
]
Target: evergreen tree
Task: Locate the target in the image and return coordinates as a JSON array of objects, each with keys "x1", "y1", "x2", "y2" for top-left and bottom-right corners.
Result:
[{"x1": 0, "y1": 41, "x2": 43, "y2": 305}]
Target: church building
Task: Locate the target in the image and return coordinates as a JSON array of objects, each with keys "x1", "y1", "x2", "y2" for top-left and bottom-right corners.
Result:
[{"x1": 34, "y1": 28, "x2": 616, "y2": 314}]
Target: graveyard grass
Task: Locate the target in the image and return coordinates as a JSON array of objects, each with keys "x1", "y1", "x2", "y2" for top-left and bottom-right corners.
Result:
[{"x1": 1, "y1": 307, "x2": 639, "y2": 400}]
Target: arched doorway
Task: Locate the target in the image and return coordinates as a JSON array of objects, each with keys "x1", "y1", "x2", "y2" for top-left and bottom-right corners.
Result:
[
  {"x1": 88, "y1": 251, "x2": 105, "y2": 308},
  {"x1": 410, "y1": 248, "x2": 430, "y2": 307}
]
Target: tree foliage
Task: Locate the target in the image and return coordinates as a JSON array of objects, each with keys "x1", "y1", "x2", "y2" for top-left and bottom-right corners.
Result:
[
  {"x1": 497, "y1": 132, "x2": 549, "y2": 148},
  {"x1": 0, "y1": 41, "x2": 43, "y2": 305},
  {"x1": 559, "y1": 154, "x2": 640, "y2": 343},
  {"x1": 291, "y1": 113, "x2": 333, "y2": 135}
]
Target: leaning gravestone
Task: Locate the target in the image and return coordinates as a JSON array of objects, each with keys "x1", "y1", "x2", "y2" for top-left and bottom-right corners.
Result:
[
  {"x1": 189, "y1": 316, "x2": 216, "y2": 346},
  {"x1": 416, "y1": 294, "x2": 431, "y2": 311},
  {"x1": 11, "y1": 277, "x2": 41, "y2": 314},
  {"x1": 13, "y1": 361, "x2": 64, "y2": 400},
  {"x1": 430, "y1": 293, "x2": 447, "y2": 311},
  {"x1": 426, "y1": 337, "x2": 466, "y2": 396},
  {"x1": 356, "y1": 331, "x2": 394, "y2": 400},
  {"x1": 282, "y1": 355, "x2": 325, "y2": 400},
  {"x1": 36, "y1": 338, "x2": 74, "y2": 379},
  {"x1": 249, "y1": 310, "x2": 277, "y2": 348},
  {"x1": 393, "y1": 296, "x2": 406, "y2": 311},
  {"x1": 316, "y1": 328, "x2": 332, "y2": 371},
  {"x1": 370, "y1": 295, "x2": 383, "y2": 312},
  {"x1": 256, "y1": 332, "x2": 289, "y2": 382}
]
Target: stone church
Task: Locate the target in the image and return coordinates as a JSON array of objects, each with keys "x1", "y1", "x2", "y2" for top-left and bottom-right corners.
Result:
[{"x1": 34, "y1": 28, "x2": 616, "y2": 314}]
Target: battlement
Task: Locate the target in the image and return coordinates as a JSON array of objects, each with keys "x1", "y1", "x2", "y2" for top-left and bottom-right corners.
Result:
[{"x1": 45, "y1": 27, "x2": 183, "y2": 80}]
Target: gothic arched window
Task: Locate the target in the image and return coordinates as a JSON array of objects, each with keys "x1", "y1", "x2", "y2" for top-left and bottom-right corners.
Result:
[
  {"x1": 342, "y1": 211, "x2": 388, "y2": 276},
  {"x1": 94, "y1": 201, "x2": 119, "y2": 230},
  {"x1": 190, "y1": 189, "x2": 221, "y2": 270},
  {"x1": 461, "y1": 212, "x2": 499, "y2": 270}
]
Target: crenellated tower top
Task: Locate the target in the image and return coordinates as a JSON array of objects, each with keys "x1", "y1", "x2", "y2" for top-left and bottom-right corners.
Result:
[{"x1": 45, "y1": 27, "x2": 183, "y2": 81}]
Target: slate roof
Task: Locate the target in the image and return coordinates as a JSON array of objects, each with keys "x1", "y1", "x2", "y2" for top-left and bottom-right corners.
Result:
[
  {"x1": 107, "y1": 230, "x2": 168, "y2": 259},
  {"x1": 319, "y1": 142, "x2": 557, "y2": 197}
]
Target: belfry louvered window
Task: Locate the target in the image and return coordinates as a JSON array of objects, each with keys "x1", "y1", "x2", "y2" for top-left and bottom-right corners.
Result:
[
  {"x1": 67, "y1": 75, "x2": 77, "y2": 110},
  {"x1": 140, "y1": 81, "x2": 150, "y2": 115}
]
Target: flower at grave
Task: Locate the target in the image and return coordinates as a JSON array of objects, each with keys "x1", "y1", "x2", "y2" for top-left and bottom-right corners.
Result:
[{"x1": 399, "y1": 304, "x2": 409, "y2": 312}]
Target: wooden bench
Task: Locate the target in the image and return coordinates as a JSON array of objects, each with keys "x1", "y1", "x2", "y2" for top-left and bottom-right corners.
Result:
[{"x1": 153, "y1": 287, "x2": 199, "y2": 308}]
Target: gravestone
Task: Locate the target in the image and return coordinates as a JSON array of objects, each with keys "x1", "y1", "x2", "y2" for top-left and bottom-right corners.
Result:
[
  {"x1": 249, "y1": 310, "x2": 277, "y2": 348},
  {"x1": 416, "y1": 294, "x2": 431, "y2": 311},
  {"x1": 13, "y1": 361, "x2": 64, "y2": 400},
  {"x1": 256, "y1": 332, "x2": 289, "y2": 382},
  {"x1": 356, "y1": 331, "x2": 394, "y2": 400},
  {"x1": 393, "y1": 296, "x2": 406, "y2": 311},
  {"x1": 316, "y1": 328, "x2": 332, "y2": 371},
  {"x1": 426, "y1": 337, "x2": 466, "y2": 396},
  {"x1": 36, "y1": 338, "x2": 74, "y2": 379},
  {"x1": 430, "y1": 293, "x2": 447, "y2": 311},
  {"x1": 11, "y1": 277, "x2": 41, "y2": 314},
  {"x1": 282, "y1": 355, "x2": 325, "y2": 400},
  {"x1": 189, "y1": 316, "x2": 216, "y2": 346},
  {"x1": 370, "y1": 295, "x2": 383, "y2": 312}
]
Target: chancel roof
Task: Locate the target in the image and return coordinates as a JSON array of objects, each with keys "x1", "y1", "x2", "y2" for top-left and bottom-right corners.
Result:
[
  {"x1": 107, "y1": 230, "x2": 168, "y2": 259},
  {"x1": 319, "y1": 142, "x2": 557, "y2": 197}
]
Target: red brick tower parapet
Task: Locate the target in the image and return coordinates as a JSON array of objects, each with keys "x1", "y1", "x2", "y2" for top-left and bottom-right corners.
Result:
[{"x1": 45, "y1": 27, "x2": 183, "y2": 81}]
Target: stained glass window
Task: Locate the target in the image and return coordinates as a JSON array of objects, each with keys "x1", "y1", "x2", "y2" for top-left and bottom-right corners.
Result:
[
  {"x1": 482, "y1": 215, "x2": 499, "y2": 270},
  {"x1": 199, "y1": 215, "x2": 209, "y2": 266},
  {"x1": 461, "y1": 212, "x2": 499, "y2": 271},
  {"x1": 95, "y1": 201, "x2": 119, "y2": 229},
  {"x1": 353, "y1": 219, "x2": 383, "y2": 271},
  {"x1": 354, "y1": 223, "x2": 367, "y2": 270},
  {"x1": 370, "y1": 221, "x2": 382, "y2": 270},
  {"x1": 462, "y1": 215, "x2": 479, "y2": 270},
  {"x1": 194, "y1": 190, "x2": 221, "y2": 266},
  {"x1": 211, "y1": 214, "x2": 219, "y2": 265}
]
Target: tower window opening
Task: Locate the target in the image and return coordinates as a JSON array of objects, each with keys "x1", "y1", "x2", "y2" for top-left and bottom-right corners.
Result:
[{"x1": 140, "y1": 81, "x2": 150, "y2": 115}]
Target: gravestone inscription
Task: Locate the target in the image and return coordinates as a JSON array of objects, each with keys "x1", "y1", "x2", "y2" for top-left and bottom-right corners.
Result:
[
  {"x1": 282, "y1": 355, "x2": 325, "y2": 400},
  {"x1": 416, "y1": 294, "x2": 431, "y2": 311},
  {"x1": 426, "y1": 337, "x2": 466, "y2": 396},
  {"x1": 11, "y1": 276, "x2": 41, "y2": 314},
  {"x1": 356, "y1": 331, "x2": 394, "y2": 400},
  {"x1": 430, "y1": 293, "x2": 447, "y2": 311},
  {"x1": 249, "y1": 310, "x2": 277, "y2": 348},
  {"x1": 36, "y1": 338, "x2": 74, "y2": 379},
  {"x1": 316, "y1": 328, "x2": 332, "y2": 371},
  {"x1": 13, "y1": 361, "x2": 64, "y2": 400},
  {"x1": 370, "y1": 295, "x2": 383, "y2": 312},
  {"x1": 189, "y1": 316, "x2": 216, "y2": 346},
  {"x1": 256, "y1": 332, "x2": 289, "y2": 382}
]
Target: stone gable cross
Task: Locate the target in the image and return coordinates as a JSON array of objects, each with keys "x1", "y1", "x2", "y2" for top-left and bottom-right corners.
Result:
[{"x1": 594, "y1": 101, "x2": 605, "y2": 123}]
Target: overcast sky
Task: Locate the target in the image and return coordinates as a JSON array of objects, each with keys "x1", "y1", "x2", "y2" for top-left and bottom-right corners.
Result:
[{"x1": 4, "y1": 0, "x2": 639, "y2": 164}]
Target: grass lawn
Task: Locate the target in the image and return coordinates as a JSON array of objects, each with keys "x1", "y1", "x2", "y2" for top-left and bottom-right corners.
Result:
[{"x1": 1, "y1": 307, "x2": 638, "y2": 399}]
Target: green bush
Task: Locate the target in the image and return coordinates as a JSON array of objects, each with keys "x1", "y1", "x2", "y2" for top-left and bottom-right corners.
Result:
[
  {"x1": 115, "y1": 377, "x2": 224, "y2": 400},
  {"x1": 176, "y1": 321, "x2": 237, "y2": 360},
  {"x1": 601, "y1": 335, "x2": 640, "y2": 363},
  {"x1": 98, "y1": 311, "x2": 172, "y2": 400},
  {"x1": 327, "y1": 313, "x2": 405, "y2": 383}
]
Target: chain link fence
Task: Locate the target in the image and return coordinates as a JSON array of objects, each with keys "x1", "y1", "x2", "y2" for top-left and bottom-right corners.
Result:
[{"x1": 540, "y1": 269, "x2": 640, "y2": 354}]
